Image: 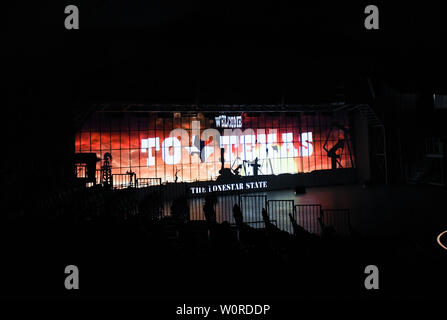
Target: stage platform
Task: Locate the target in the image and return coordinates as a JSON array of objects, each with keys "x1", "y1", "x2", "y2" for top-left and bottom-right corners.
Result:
[{"x1": 152, "y1": 168, "x2": 358, "y2": 199}]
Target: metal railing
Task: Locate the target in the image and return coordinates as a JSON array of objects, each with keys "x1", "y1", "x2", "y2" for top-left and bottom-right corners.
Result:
[
  {"x1": 188, "y1": 194, "x2": 241, "y2": 223},
  {"x1": 183, "y1": 195, "x2": 351, "y2": 236},
  {"x1": 239, "y1": 195, "x2": 268, "y2": 228},
  {"x1": 47, "y1": 180, "x2": 353, "y2": 237},
  {"x1": 321, "y1": 209, "x2": 351, "y2": 236},
  {"x1": 137, "y1": 178, "x2": 162, "y2": 188},
  {"x1": 189, "y1": 197, "x2": 205, "y2": 221},
  {"x1": 186, "y1": 195, "x2": 294, "y2": 230},
  {"x1": 294, "y1": 204, "x2": 322, "y2": 235},
  {"x1": 267, "y1": 200, "x2": 295, "y2": 233},
  {"x1": 112, "y1": 173, "x2": 137, "y2": 189}
]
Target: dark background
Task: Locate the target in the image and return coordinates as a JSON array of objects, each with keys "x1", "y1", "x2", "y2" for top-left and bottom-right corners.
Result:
[
  {"x1": 6, "y1": 1, "x2": 447, "y2": 193},
  {"x1": 4, "y1": 1, "x2": 447, "y2": 311}
]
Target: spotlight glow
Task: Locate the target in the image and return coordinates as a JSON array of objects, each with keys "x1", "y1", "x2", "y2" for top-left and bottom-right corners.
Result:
[{"x1": 437, "y1": 230, "x2": 447, "y2": 251}]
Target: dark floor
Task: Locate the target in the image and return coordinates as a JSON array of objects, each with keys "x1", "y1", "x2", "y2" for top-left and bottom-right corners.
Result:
[{"x1": 1, "y1": 183, "x2": 446, "y2": 301}]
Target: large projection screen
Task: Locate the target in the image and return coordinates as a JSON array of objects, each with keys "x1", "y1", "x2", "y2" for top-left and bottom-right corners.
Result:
[{"x1": 75, "y1": 112, "x2": 354, "y2": 183}]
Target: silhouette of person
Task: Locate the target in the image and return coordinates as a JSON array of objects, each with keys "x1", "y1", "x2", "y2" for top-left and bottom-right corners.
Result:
[{"x1": 246, "y1": 157, "x2": 261, "y2": 176}]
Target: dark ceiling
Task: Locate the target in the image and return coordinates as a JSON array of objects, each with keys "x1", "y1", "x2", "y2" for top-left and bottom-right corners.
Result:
[{"x1": 6, "y1": 1, "x2": 447, "y2": 112}]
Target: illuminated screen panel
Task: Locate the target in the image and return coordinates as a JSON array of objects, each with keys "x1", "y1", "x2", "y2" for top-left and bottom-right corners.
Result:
[{"x1": 75, "y1": 112, "x2": 354, "y2": 182}]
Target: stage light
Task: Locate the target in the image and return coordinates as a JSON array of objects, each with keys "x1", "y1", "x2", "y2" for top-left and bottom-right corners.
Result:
[{"x1": 437, "y1": 230, "x2": 447, "y2": 251}]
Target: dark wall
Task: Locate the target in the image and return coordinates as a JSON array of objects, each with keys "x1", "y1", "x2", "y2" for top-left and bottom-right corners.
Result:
[{"x1": 352, "y1": 111, "x2": 370, "y2": 182}]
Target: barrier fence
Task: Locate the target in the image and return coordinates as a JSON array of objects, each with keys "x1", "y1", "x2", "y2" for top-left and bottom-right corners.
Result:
[
  {"x1": 267, "y1": 200, "x2": 295, "y2": 233},
  {"x1": 188, "y1": 194, "x2": 241, "y2": 222},
  {"x1": 112, "y1": 173, "x2": 137, "y2": 189},
  {"x1": 137, "y1": 178, "x2": 162, "y2": 188},
  {"x1": 81, "y1": 175, "x2": 352, "y2": 236},
  {"x1": 321, "y1": 209, "x2": 351, "y2": 236},
  {"x1": 239, "y1": 195, "x2": 268, "y2": 227},
  {"x1": 169, "y1": 192, "x2": 350, "y2": 236},
  {"x1": 294, "y1": 204, "x2": 323, "y2": 235},
  {"x1": 46, "y1": 181, "x2": 352, "y2": 237}
]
